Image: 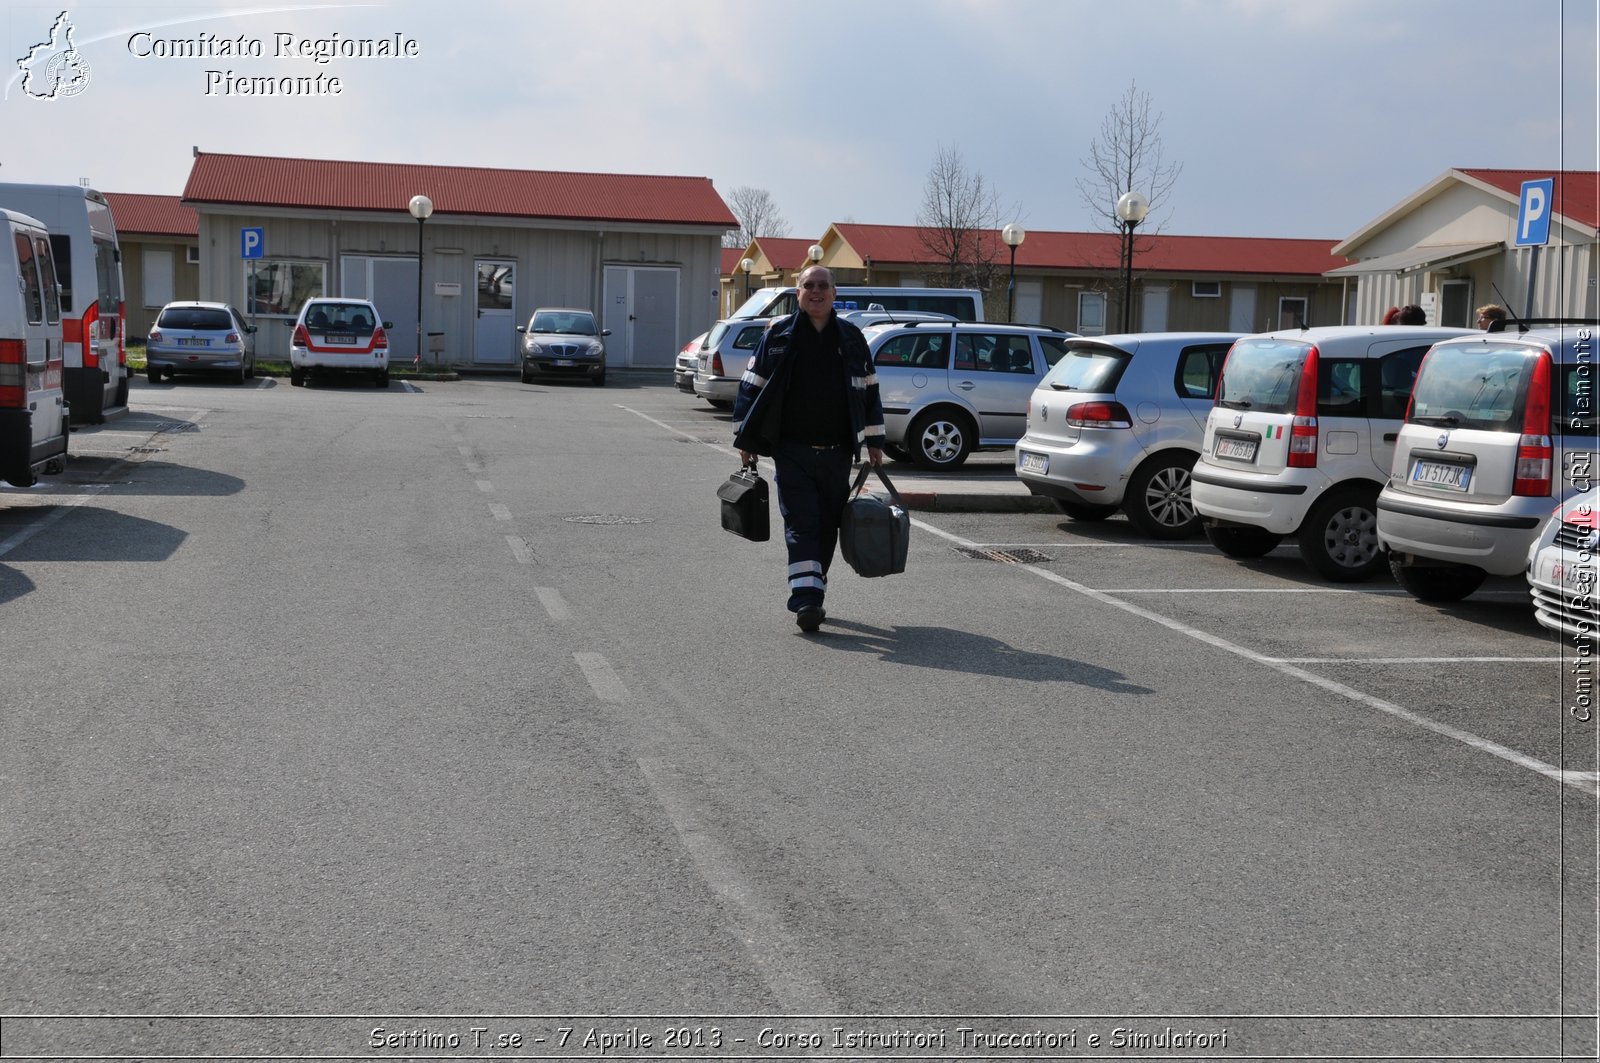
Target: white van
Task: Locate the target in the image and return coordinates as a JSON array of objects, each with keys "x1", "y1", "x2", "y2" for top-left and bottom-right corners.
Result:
[
  {"x1": 0, "y1": 184, "x2": 126, "y2": 425},
  {"x1": 730, "y1": 286, "x2": 985, "y2": 323},
  {"x1": 0, "y1": 209, "x2": 69, "y2": 487}
]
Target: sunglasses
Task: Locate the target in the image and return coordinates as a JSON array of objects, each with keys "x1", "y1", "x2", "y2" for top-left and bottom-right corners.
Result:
[{"x1": 800, "y1": 282, "x2": 834, "y2": 290}]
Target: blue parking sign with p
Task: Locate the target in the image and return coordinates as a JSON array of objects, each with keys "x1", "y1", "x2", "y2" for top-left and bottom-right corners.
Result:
[
  {"x1": 241, "y1": 227, "x2": 265, "y2": 259},
  {"x1": 1515, "y1": 179, "x2": 1554, "y2": 247}
]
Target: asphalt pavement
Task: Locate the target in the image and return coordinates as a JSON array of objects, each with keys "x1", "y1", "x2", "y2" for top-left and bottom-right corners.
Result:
[{"x1": 870, "y1": 450, "x2": 1054, "y2": 513}]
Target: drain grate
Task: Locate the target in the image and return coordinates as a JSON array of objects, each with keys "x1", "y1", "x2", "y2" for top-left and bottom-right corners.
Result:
[
  {"x1": 564, "y1": 514, "x2": 655, "y2": 525},
  {"x1": 954, "y1": 546, "x2": 1053, "y2": 564}
]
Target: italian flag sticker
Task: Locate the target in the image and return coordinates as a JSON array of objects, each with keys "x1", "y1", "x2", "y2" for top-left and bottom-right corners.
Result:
[{"x1": 1265, "y1": 426, "x2": 1284, "y2": 439}]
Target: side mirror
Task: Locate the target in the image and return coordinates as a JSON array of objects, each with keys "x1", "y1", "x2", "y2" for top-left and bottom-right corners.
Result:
[
  {"x1": 600, "y1": 329, "x2": 612, "y2": 337},
  {"x1": 382, "y1": 321, "x2": 394, "y2": 330},
  {"x1": 245, "y1": 325, "x2": 258, "y2": 334},
  {"x1": 516, "y1": 326, "x2": 526, "y2": 333}
]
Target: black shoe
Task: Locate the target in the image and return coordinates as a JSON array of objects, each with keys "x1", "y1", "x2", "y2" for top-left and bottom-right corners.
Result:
[{"x1": 796, "y1": 605, "x2": 825, "y2": 633}]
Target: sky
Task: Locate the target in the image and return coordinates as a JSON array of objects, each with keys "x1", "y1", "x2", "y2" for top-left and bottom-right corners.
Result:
[{"x1": 1, "y1": 0, "x2": 1596, "y2": 244}]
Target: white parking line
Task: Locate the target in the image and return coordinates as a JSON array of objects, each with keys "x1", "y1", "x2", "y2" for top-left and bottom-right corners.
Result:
[
  {"x1": 506, "y1": 535, "x2": 534, "y2": 565},
  {"x1": 1270, "y1": 656, "x2": 1563, "y2": 665},
  {"x1": 475, "y1": 480, "x2": 494, "y2": 494},
  {"x1": 0, "y1": 485, "x2": 109, "y2": 558},
  {"x1": 915, "y1": 516, "x2": 1598, "y2": 798},
  {"x1": 575, "y1": 651, "x2": 627, "y2": 702},
  {"x1": 534, "y1": 586, "x2": 569, "y2": 619},
  {"x1": 488, "y1": 502, "x2": 512, "y2": 522}
]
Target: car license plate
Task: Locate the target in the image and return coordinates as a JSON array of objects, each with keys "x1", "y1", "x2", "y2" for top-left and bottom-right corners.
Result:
[
  {"x1": 177, "y1": 338, "x2": 209, "y2": 347},
  {"x1": 325, "y1": 333, "x2": 357, "y2": 345},
  {"x1": 553, "y1": 359, "x2": 574, "y2": 367},
  {"x1": 1410, "y1": 459, "x2": 1471, "y2": 491},
  {"x1": 1542, "y1": 556, "x2": 1596, "y2": 594},
  {"x1": 1019, "y1": 451, "x2": 1048, "y2": 474},
  {"x1": 1214, "y1": 435, "x2": 1258, "y2": 462}
]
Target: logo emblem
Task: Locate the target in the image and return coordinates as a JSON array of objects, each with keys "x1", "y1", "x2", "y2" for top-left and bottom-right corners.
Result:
[
  {"x1": 1232, "y1": 414, "x2": 1242, "y2": 428},
  {"x1": 1436, "y1": 433, "x2": 1449, "y2": 449},
  {"x1": 1587, "y1": 531, "x2": 1600, "y2": 553},
  {"x1": 16, "y1": 12, "x2": 91, "y2": 100}
]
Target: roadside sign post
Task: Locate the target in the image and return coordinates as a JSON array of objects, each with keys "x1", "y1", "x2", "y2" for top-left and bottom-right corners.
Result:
[
  {"x1": 241, "y1": 227, "x2": 265, "y2": 331},
  {"x1": 1514, "y1": 178, "x2": 1553, "y2": 318}
]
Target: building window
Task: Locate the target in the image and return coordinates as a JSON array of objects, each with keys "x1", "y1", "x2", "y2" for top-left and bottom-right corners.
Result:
[
  {"x1": 1078, "y1": 291, "x2": 1106, "y2": 337},
  {"x1": 185, "y1": 246, "x2": 200, "y2": 265},
  {"x1": 142, "y1": 248, "x2": 174, "y2": 309},
  {"x1": 246, "y1": 260, "x2": 325, "y2": 317},
  {"x1": 1192, "y1": 280, "x2": 1221, "y2": 298}
]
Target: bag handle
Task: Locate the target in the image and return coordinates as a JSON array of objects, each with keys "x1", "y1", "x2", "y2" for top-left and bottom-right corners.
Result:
[{"x1": 850, "y1": 463, "x2": 905, "y2": 507}]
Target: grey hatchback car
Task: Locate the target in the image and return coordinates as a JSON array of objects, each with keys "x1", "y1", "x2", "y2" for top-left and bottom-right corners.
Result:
[
  {"x1": 145, "y1": 301, "x2": 257, "y2": 384},
  {"x1": 866, "y1": 321, "x2": 1075, "y2": 469},
  {"x1": 518, "y1": 307, "x2": 610, "y2": 386},
  {"x1": 1015, "y1": 332, "x2": 1241, "y2": 538}
]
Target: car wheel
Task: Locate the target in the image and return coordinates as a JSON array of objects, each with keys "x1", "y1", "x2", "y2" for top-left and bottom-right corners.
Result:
[
  {"x1": 1053, "y1": 498, "x2": 1118, "y2": 521},
  {"x1": 146, "y1": 368, "x2": 162, "y2": 384},
  {"x1": 1388, "y1": 555, "x2": 1488, "y2": 602},
  {"x1": 290, "y1": 367, "x2": 305, "y2": 387},
  {"x1": 1124, "y1": 451, "x2": 1201, "y2": 539},
  {"x1": 114, "y1": 377, "x2": 129, "y2": 406},
  {"x1": 375, "y1": 370, "x2": 389, "y2": 388},
  {"x1": 883, "y1": 443, "x2": 911, "y2": 463},
  {"x1": 234, "y1": 362, "x2": 247, "y2": 385},
  {"x1": 592, "y1": 370, "x2": 605, "y2": 387},
  {"x1": 1297, "y1": 486, "x2": 1383, "y2": 581},
  {"x1": 520, "y1": 368, "x2": 533, "y2": 384},
  {"x1": 908, "y1": 408, "x2": 974, "y2": 469},
  {"x1": 1203, "y1": 522, "x2": 1283, "y2": 558},
  {"x1": 245, "y1": 356, "x2": 255, "y2": 380}
]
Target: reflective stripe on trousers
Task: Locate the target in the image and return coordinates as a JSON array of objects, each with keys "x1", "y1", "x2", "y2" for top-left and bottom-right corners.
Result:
[{"x1": 773, "y1": 440, "x2": 853, "y2": 613}]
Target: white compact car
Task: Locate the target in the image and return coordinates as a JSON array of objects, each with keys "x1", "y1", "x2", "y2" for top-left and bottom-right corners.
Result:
[
  {"x1": 1527, "y1": 487, "x2": 1600, "y2": 639},
  {"x1": 290, "y1": 297, "x2": 391, "y2": 388},
  {"x1": 1380, "y1": 324, "x2": 1598, "y2": 601},
  {"x1": 1191, "y1": 324, "x2": 1477, "y2": 581}
]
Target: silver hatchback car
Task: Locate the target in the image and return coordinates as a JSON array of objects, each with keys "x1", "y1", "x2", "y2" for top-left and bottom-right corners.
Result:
[
  {"x1": 866, "y1": 321, "x2": 1074, "y2": 469},
  {"x1": 145, "y1": 301, "x2": 257, "y2": 384},
  {"x1": 1015, "y1": 332, "x2": 1242, "y2": 538}
]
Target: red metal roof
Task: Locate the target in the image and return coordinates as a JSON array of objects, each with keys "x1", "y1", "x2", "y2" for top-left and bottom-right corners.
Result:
[
  {"x1": 182, "y1": 152, "x2": 737, "y2": 228},
  {"x1": 103, "y1": 192, "x2": 198, "y2": 237},
  {"x1": 751, "y1": 237, "x2": 817, "y2": 270},
  {"x1": 833, "y1": 223, "x2": 1349, "y2": 276},
  {"x1": 1456, "y1": 168, "x2": 1599, "y2": 229},
  {"x1": 721, "y1": 248, "x2": 748, "y2": 275}
]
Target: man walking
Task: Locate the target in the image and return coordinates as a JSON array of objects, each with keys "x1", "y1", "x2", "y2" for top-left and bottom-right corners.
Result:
[{"x1": 734, "y1": 266, "x2": 885, "y2": 632}]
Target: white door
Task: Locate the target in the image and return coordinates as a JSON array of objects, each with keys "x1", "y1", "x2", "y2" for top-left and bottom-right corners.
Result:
[
  {"x1": 1141, "y1": 286, "x2": 1169, "y2": 331},
  {"x1": 474, "y1": 260, "x2": 516, "y2": 364},
  {"x1": 603, "y1": 265, "x2": 680, "y2": 367},
  {"x1": 1014, "y1": 280, "x2": 1042, "y2": 325},
  {"x1": 340, "y1": 255, "x2": 421, "y2": 361},
  {"x1": 1229, "y1": 285, "x2": 1257, "y2": 332}
]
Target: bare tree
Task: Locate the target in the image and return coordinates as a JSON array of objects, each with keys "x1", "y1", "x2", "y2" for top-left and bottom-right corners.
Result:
[
  {"x1": 915, "y1": 145, "x2": 1007, "y2": 292},
  {"x1": 722, "y1": 186, "x2": 790, "y2": 248},
  {"x1": 1075, "y1": 80, "x2": 1182, "y2": 239}
]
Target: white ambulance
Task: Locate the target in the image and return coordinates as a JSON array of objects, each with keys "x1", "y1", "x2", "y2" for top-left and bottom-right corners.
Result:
[
  {"x1": 0, "y1": 208, "x2": 69, "y2": 487},
  {"x1": 0, "y1": 184, "x2": 127, "y2": 425}
]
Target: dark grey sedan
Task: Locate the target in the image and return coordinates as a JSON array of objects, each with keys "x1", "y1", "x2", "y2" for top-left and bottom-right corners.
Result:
[{"x1": 517, "y1": 307, "x2": 610, "y2": 387}]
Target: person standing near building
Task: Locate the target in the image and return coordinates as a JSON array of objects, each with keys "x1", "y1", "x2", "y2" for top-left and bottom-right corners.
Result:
[
  {"x1": 734, "y1": 265, "x2": 885, "y2": 632},
  {"x1": 1476, "y1": 304, "x2": 1508, "y2": 331}
]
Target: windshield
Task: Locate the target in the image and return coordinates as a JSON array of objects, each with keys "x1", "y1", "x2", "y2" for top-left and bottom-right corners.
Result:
[
  {"x1": 1216, "y1": 339, "x2": 1308, "y2": 413},
  {"x1": 1409, "y1": 345, "x2": 1535, "y2": 431},
  {"x1": 730, "y1": 289, "x2": 784, "y2": 319},
  {"x1": 530, "y1": 311, "x2": 596, "y2": 335}
]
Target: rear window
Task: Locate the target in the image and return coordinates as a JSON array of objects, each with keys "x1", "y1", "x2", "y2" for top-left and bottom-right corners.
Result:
[
  {"x1": 1040, "y1": 345, "x2": 1130, "y2": 393},
  {"x1": 304, "y1": 303, "x2": 377, "y2": 333},
  {"x1": 158, "y1": 307, "x2": 233, "y2": 330},
  {"x1": 1408, "y1": 345, "x2": 1536, "y2": 432},
  {"x1": 1216, "y1": 338, "x2": 1309, "y2": 414}
]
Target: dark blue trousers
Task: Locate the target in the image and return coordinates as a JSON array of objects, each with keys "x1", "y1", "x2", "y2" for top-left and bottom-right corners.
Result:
[{"x1": 772, "y1": 441, "x2": 853, "y2": 612}]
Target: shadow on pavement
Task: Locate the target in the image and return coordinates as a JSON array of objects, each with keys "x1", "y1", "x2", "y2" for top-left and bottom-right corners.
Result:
[
  {"x1": 0, "y1": 565, "x2": 36, "y2": 606},
  {"x1": 0, "y1": 506, "x2": 187, "y2": 563},
  {"x1": 818, "y1": 618, "x2": 1152, "y2": 694}
]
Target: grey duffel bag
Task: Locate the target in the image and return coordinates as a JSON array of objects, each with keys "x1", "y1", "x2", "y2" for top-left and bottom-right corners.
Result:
[{"x1": 840, "y1": 465, "x2": 909, "y2": 578}]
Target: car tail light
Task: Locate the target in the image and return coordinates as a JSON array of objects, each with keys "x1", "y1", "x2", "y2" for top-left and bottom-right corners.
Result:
[
  {"x1": 1288, "y1": 344, "x2": 1319, "y2": 468},
  {"x1": 372, "y1": 325, "x2": 388, "y2": 352},
  {"x1": 225, "y1": 332, "x2": 240, "y2": 344},
  {"x1": 148, "y1": 329, "x2": 163, "y2": 344},
  {"x1": 82, "y1": 303, "x2": 100, "y2": 368},
  {"x1": 1064, "y1": 400, "x2": 1133, "y2": 428},
  {"x1": 117, "y1": 300, "x2": 126, "y2": 366},
  {"x1": 712, "y1": 350, "x2": 725, "y2": 376},
  {"x1": 292, "y1": 324, "x2": 310, "y2": 348},
  {"x1": 0, "y1": 339, "x2": 25, "y2": 408},
  {"x1": 1513, "y1": 352, "x2": 1554, "y2": 497},
  {"x1": 1403, "y1": 349, "x2": 1437, "y2": 422}
]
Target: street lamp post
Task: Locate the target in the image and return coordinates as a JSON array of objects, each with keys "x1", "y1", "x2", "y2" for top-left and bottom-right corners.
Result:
[
  {"x1": 740, "y1": 257, "x2": 755, "y2": 302},
  {"x1": 1002, "y1": 223, "x2": 1026, "y2": 323},
  {"x1": 408, "y1": 194, "x2": 434, "y2": 366},
  {"x1": 1115, "y1": 190, "x2": 1149, "y2": 334}
]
